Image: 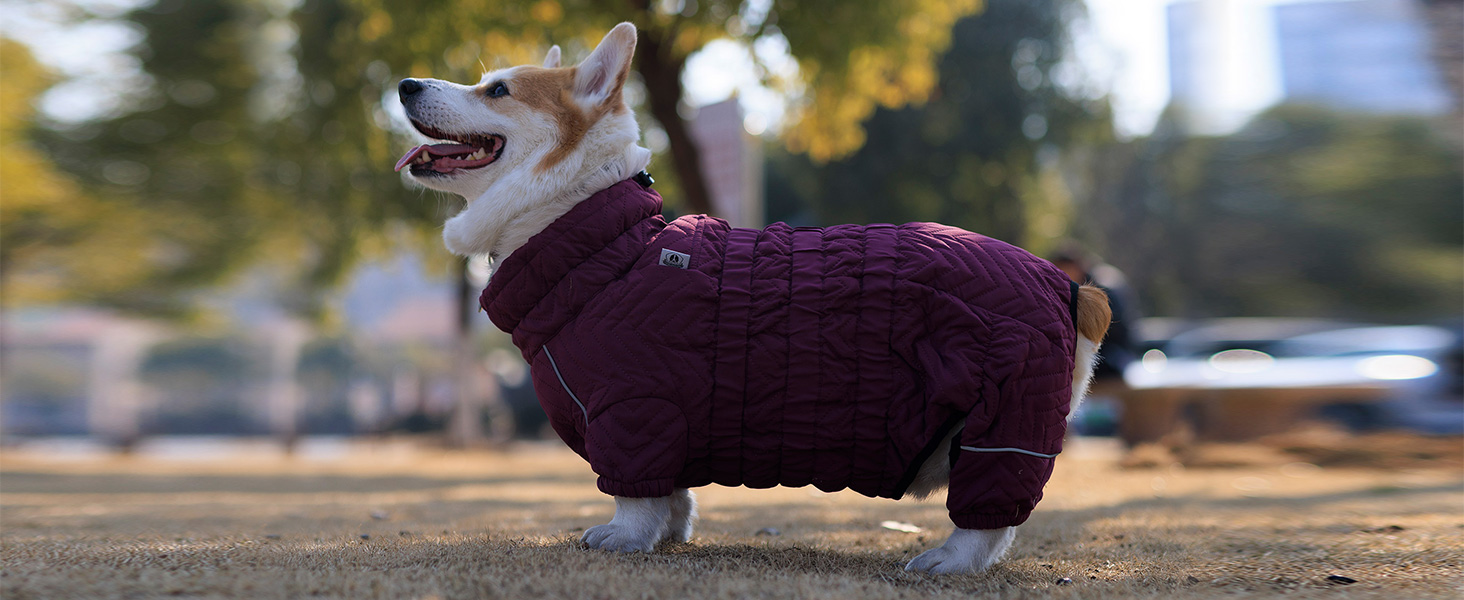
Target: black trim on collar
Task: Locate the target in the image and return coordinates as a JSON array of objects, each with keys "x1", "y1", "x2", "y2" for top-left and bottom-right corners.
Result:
[{"x1": 633, "y1": 170, "x2": 655, "y2": 187}]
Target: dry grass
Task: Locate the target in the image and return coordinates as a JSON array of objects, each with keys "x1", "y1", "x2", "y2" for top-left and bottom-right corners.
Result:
[{"x1": 1, "y1": 437, "x2": 1461, "y2": 599}]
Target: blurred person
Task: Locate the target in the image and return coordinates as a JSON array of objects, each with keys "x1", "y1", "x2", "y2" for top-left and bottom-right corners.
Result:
[{"x1": 1051, "y1": 245, "x2": 1140, "y2": 435}]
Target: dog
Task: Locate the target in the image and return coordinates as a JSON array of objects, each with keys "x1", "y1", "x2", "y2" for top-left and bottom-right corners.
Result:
[{"x1": 395, "y1": 22, "x2": 1111, "y2": 575}]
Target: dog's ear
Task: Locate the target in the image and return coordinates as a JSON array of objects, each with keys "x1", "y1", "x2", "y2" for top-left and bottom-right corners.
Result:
[
  {"x1": 573, "y1": 22, "x2": 636, "y2": 107},
  {"x1": 543, "y1": 45, "x2": 561, "y2": 69}
]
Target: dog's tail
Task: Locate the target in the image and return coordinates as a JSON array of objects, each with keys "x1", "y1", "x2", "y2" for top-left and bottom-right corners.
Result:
[
  {"x1": 1074, "y1": 284, "x2": 1111, "y2": 343},
  {"x1": 1069, "y1": 284, "x2": 1112, "y2": 418}
]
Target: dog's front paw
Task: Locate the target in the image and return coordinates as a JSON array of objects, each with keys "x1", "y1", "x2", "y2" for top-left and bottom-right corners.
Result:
[
  {"x1": 905, "y1": 546, "x2": 978, "y2": 575},
  {"x1": 905, "y1": 526, "x2": 1015, "y2": 575},
  {"x1": 441, "y1": 219, "x2": 484, "y2": 257},
  {"x1": 581, "y1": 522, "x2": 659, "y2": 553}
]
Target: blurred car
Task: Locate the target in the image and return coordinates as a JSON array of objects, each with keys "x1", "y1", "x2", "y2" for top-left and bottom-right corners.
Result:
[
  {"x1": 1118, "y1": 319, "x2": 1462, "y2": 441},
  {"x1": 1272, "y1": 324, "x2": 1462, "y2": 433}
]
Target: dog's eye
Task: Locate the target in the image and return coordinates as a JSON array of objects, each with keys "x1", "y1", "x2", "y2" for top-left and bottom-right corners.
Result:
[{"x1": 486, "y1": 82, "x2": 509, "y2": 98}]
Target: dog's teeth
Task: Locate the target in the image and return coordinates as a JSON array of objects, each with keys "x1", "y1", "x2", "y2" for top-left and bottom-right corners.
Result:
[{"x1": 469, "y1": 150, "x2": 486, "y2": 160}]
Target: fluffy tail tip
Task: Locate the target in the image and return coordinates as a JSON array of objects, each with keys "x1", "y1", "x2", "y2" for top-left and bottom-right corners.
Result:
[{"x1": 1075, "y1": 284, "x2": 1111, "y2": 342}]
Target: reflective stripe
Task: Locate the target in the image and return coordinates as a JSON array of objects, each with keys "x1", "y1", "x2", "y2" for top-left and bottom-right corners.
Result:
[
  {"x1": 542, "y1": 345, "x2": 589, "y2": 428},
  {"x1": 959, "y1": 446, "x2": 1059, "y2": 459}
]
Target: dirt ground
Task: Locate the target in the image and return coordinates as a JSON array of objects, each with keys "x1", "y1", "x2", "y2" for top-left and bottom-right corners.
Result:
[{"x1": 1, "y1": 435, "x2": 1460, "y2": 600}]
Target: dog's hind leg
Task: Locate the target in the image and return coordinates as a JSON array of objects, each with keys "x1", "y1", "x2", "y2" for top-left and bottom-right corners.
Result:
[
  {"x1": 663, "y1": 488, "x2": 697, "y2": 543},
  {"x1": 905, "y1": 526, "x2": 1017, "y2": 574},
  {"x1": 582, "y1": 496, "x2": 671, "y2": 553}
]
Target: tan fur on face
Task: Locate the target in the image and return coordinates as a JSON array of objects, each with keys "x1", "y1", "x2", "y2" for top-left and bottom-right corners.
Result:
[{"x1": 482, "y1": 66, "x2": 628, "y2": 173}]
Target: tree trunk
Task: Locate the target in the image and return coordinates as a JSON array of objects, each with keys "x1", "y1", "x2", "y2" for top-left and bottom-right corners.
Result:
[
  {"x1": 264, "y1": 319, "x2": 307, "y2": 454},
  {"x1": 635, "y1": 28, "x2": 715, "y2": 216},
  {"x1": 448, "y1": 258, "x2": 484, "y2": 447}
]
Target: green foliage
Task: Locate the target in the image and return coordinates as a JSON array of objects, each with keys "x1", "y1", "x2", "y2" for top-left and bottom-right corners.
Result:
[
  {"x1": 1076, "y1": 105, "x2": 1463, "y2": 319},
  {"x1": 30, "y1": 0, "x2": 453, "y2": 318},
  {"x1": 766, "y1": 0, "x2": 1109, "y2": 249},
  {"x1": 0, "y1": 38, "x2": 166, "y2": 307}
]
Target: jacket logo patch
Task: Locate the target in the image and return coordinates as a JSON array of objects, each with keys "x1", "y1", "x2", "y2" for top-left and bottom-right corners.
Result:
[{"x1": 659, "y1": 248, "x2": 690, "y2": 269}]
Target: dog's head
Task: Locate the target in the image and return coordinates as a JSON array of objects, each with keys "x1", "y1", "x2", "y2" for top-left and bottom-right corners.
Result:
[{"x1": 395, "y1": 23, "x2": 646, "y2": 255}]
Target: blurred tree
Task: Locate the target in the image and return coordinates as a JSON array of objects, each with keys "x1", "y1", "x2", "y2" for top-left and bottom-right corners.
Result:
[
  {"x1": 765, "y1": 0, "x2": 1110, "y2": 248},
  {"x1": 1076, "y1": 105, "x2": 1463, "y2": 320},
  {"x1": 0, "y1": 38, "x2": 160, "y2": 307},
  {"x1": 32, "y1": 0, "x2": 443, "y2": 319},
  {"x1": 17, "y1": 0, "x2": 448, "y2": 446}
]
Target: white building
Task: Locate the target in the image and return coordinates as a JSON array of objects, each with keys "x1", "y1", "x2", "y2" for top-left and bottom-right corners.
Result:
[
  {"x1": 1274, "y1": 0, "x2": 1451, "y2": 114},
  {"x1": 1167, "y1": 0, "x2": 1450, "y2": 134},
  {"x1": 690, "y1": 98, "x2": 766, "y2": 228}
]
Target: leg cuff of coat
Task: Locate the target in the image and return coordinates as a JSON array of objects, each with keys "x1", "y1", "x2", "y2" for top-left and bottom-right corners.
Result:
[
  {"x1": 597, "y1": 476, "x2": 675, "y2": 498},
  {"x1": 950, "y1": 509, "x2": 1032, "y2": 530}
]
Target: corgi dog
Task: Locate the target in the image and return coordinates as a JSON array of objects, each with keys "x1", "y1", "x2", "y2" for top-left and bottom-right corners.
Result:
[{"x1": 395, "y1": 22, "x2": 1110, "y2": 575}]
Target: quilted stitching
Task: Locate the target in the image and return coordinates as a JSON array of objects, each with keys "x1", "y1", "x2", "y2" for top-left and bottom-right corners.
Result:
[
  {"x1": 587, "y1": 397, "x2": 688, "y2": 497},
  {"x1": 481, "y1": 178, "x2": 1079, "y2": 529}
]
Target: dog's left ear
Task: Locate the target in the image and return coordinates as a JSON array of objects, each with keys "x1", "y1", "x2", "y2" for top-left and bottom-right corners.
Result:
[
  {"x1": 573, "y1": 22, "x2": 636, "y2": 108},
  {"x1": 543, "y1": 45, "x2": 561, "y2": 69}
]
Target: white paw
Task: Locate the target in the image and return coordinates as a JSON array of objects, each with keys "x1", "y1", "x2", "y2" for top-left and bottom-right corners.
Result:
[
  {"x1": 663, "y1": 488, "x2": 697, "y2": 543},
  {"x1": 581, "y1": 522, "x2": 658, "y2": 553},
  {"x1": 664, "y1": 520, "x2": 693, "y2": 543},
  {"x1": 906, "y1": 546, "x2": 978, "y2": 574},
  {"x1": 581, "y1": 495, "x2": 674, "y2": 553},
  {"x1": 904, "y1": 526, "x2": 1015, "y2": 575},
  {"x1": 441, "y1": 220, "x2": 481, "y2": 257}
]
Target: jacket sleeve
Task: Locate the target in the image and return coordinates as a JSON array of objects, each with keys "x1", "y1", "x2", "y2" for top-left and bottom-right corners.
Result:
[
  {"x1": 945, "y1": 338, "x2": 1071, "y2": 530},
  {"x1": 585, "y1": 397, "x2": 689, "y2": 498}
]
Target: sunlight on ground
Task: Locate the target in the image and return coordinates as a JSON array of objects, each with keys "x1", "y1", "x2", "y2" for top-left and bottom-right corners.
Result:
[{"x1": 2, "y1": 437, "x2": 1460, "y2": 599}]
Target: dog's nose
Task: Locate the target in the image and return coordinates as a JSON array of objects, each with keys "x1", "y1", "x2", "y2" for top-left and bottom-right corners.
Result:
[{"x1": 398, "y1": 78, "x2": 423, "y2": 102}]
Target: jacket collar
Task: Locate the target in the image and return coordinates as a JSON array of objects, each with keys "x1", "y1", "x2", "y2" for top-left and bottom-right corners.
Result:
[{"x1": 479, "y1": 177, "x2": 664, "y2": 344}]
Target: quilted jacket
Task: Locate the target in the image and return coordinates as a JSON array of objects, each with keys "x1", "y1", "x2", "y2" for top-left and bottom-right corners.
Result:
[{"x1": 481, "y1": 177, "x2": 1080, "y2": 529}]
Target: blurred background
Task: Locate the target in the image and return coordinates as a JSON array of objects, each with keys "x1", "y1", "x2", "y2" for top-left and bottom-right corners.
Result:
[{"x1": 0, "y1": 0, "x2": 1459, "y2": 455}]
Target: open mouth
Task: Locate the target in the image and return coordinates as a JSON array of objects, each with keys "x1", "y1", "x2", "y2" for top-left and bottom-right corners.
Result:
[{"x1": 394, "y1": 121, "x2": 504, "y2": 176}]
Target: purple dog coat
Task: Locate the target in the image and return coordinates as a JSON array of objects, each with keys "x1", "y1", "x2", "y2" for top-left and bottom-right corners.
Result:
[{"x1": 481, "y1": 177, "x2": 1080, "y2": 529}]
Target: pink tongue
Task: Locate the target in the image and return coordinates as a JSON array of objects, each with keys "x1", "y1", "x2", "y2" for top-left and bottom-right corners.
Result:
[
  {"x1": 394, "y1": 143, "x2": 482, "y2": 172},
  {"x1": 394, "y1": 145, "x2": 428, "y2": 172}
]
